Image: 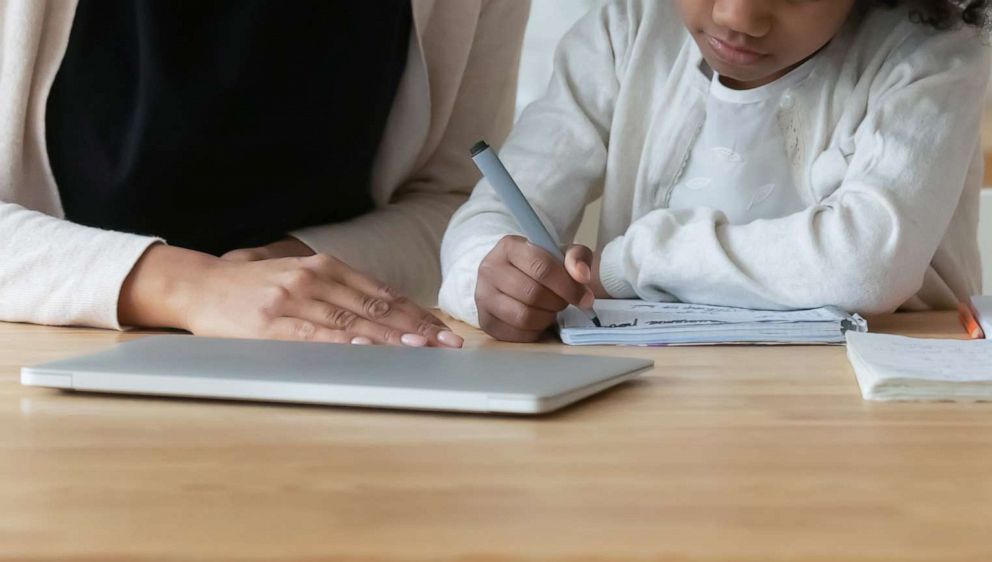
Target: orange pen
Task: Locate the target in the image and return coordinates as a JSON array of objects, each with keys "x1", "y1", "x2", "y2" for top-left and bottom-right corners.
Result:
[{"x1": 958, "y1": 302, "x2": 985, "y2": 339}]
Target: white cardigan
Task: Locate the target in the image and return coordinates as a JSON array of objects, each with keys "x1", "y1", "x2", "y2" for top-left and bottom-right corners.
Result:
[
  {"x1": 439, "y1": 0, "x2": 990, "y2": 327},
  {"x1": 0, "y1": 0, "x2": 528, "y2": 329}
]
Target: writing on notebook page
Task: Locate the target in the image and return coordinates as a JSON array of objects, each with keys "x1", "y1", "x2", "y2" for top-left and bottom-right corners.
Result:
[{"x1": 558, "y1": 299, "x2": 866, "y2": 346}]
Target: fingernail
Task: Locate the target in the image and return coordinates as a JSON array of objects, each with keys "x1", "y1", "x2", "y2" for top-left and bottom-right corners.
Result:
[
  {"x1": 577, "y1": 262, "x2": 592, "y2": 282},
  {"x1": 437, "y1": 330, "x2": 464, "y2": 348},
  {"x1": 351, "y1": 337, "x2": 373, "y2": 345},
  {"x1": 400, "y1": 333, "x2": 428, "y2": 347}
]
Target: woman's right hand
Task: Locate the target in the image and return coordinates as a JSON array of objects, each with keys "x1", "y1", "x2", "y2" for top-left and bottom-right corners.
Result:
[{"x1": 118, "y1": 244, "x2": 463, "y2": 348}]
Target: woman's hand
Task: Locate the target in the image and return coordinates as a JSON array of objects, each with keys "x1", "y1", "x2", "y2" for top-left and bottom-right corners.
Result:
[
  {"x1": 474, "y1": 235, "x2": 595, "y2": 342},
  {"x1": 220, "y1": 237, "x2": 316, "y2": 262},
  {"x1": 119, "y1": 244, "x2": 463, "y2": 348}
]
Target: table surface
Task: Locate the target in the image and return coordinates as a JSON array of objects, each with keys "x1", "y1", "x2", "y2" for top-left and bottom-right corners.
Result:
[{"x1": 1, "y1": 312, "x2": 990, "y2": 562}]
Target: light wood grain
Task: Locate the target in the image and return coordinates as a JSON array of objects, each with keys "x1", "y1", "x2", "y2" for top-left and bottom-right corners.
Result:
[{"x1": 1, "y1": 313, "x2": 991, "y2": 562}]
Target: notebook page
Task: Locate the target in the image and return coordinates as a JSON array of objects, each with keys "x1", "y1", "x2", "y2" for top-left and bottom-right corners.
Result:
[{"x1": 846, "y1": 332, "x2": 992, "y2": 382}]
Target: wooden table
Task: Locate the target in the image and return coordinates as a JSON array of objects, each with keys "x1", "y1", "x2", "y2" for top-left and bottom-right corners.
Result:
[{"x1": 2, "y1": 313, "x2": 990, "y2": 561}]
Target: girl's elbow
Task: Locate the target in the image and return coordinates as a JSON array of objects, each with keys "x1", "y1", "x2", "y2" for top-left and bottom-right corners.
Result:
[{"x1": 824, "y1": 264, "x2": 924, "y2": 315}]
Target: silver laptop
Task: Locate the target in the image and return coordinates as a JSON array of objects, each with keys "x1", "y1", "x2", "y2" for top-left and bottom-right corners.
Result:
[{"x1": 21, "y1": 336, "x2": 652, "y2": 414}]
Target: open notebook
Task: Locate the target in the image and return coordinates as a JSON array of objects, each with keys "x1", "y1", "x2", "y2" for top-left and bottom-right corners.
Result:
[
  {"x1": 846, "y1": 331, "x2": 992, "y2": 401},
  {"x1": 558, "y1": 299, "x2": 867, "y2": 346}
]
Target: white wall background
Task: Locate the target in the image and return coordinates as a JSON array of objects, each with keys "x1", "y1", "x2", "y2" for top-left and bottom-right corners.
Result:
[{"x1": 519, "y1": 1, "x2": 992, "y2": 293}]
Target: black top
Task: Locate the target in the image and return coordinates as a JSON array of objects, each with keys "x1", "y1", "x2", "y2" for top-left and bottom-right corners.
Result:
[{"x1": 47, "y1": 0, "x2": 411, "y2": 255}]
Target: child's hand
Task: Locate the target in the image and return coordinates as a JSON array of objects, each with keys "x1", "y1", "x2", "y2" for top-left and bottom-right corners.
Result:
[
  {"x1": 475, "y1": 235, "x2": 595, "y2": 342},
  {"x1": 588, "y1": 250, "x2": 611, "y2": 299}
]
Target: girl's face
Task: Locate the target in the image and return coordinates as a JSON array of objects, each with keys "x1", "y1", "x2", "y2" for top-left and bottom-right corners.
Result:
[{"x1": 676, "y1": 0, "x2": 856, "y2": 89}]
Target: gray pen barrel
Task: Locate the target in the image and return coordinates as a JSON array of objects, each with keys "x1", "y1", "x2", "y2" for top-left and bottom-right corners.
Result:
[{"x1": 470, "y1": 143, "x2": 564, "y2": 260}]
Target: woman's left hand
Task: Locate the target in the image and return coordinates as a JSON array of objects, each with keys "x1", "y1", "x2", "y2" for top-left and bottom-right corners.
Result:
[{"x1": 222, "y1": 237, "x2": 316, "y2": 262}]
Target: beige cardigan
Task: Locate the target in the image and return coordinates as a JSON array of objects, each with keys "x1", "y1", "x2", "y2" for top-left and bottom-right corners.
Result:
[{"x1": 0, "y1": 0, "x2": 528, "y2": 329}]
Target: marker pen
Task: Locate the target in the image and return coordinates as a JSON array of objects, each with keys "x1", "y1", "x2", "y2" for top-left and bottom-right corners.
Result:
[{"x1": 471, "y1": 140, "x2": 601, "y2": 327}]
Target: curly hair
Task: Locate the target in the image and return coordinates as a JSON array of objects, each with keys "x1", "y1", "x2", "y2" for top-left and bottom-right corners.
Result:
[{"x1": 877, "y1": 0, "x2": 991, "y2": 30}]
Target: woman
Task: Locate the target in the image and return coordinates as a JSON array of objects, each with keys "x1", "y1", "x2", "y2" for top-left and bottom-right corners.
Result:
[{"x1": 0, "y1": 0, "x2": 528, "y2": 347}]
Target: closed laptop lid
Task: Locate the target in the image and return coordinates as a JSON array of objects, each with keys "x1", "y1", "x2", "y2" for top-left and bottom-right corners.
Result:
[{"x1": 22, "y1": 336, "x2": 653, "y2": 414}]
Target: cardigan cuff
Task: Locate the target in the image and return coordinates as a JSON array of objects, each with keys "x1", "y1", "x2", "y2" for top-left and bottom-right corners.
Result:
[{"x1": 598, "y1": 236, "x2": 637, "y2": 299}]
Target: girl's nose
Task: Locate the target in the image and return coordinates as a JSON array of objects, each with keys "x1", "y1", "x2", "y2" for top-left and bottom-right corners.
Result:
[{"x1": 712, "y1": 0, "x2": 772, "y2": 38}]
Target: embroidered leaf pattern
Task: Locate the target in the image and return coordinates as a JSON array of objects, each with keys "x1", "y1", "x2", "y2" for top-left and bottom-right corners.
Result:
[
  {"x1": 685, "y1": 177, "x2": 712, "y2": 190},
  {"x1": 711, "y1": 146, "x2": 743, "y2": 163},
  {"x1": 747, "y1": 183, "x2": 776, "y2": 210}
]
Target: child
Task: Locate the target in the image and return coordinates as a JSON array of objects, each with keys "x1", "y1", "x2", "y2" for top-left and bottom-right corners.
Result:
[{"x1": 439, "y1": 0, "x2": 991, "y2": 342}]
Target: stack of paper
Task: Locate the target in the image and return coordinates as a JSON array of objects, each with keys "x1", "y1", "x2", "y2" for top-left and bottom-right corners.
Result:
[
  {"x1": 558, "y1": 300, "x2": 867, "y2": 346},
  {"x1": 846, "y1": 332, "x2": 992, "y2": 401}
]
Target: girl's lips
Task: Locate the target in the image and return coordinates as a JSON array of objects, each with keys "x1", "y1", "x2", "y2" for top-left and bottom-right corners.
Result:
[{"x1": 706, "y1": 35, "x2": 767, "y2": 66}]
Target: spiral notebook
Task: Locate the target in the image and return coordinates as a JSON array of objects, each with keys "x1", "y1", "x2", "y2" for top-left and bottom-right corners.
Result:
[{"x1": 558, "y1": 299, "x2": 867, "y2": 346}]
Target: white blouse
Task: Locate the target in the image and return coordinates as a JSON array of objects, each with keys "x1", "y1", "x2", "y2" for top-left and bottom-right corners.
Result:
[{"x1": 668, "y1": 58, "x2": 816, "y2": 224}]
